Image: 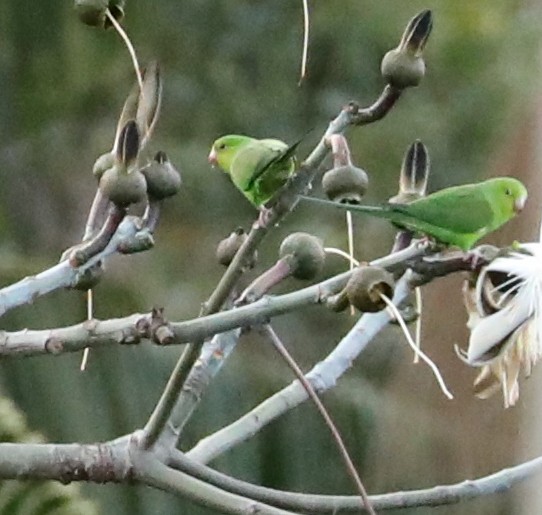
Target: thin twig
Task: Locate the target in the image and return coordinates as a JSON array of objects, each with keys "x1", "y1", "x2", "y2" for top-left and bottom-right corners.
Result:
[
  {"x1": 83, "y1": 189, "x2": 109, "y2": 242},
  {"x1": 263, "y1": 324, "x2": 376, "y2": 515},
  {"x1": 324, "y1": 247, "x2": 361, "y2": 266},
  {"x1": 79, "y1": 289, "x2": 93, "y2": 371},
  {"x1": 346, "y1": 211, "x2": 356, "y2": 315},
  {"x1": 413, "y1": 286, "x2": 422, "y2": 363},
  {"x1": 380, "y1": 293, "x2": 453, "y2": 399},
  {"x1": 298, "y1": 0, "x2": 310, "y2": 85},
  {"x1": 105, "y1": 9, "x2": 144, "y2": 92},
  {"x1": 69, "y1": 205, "x2": 127, "y2": 267}
]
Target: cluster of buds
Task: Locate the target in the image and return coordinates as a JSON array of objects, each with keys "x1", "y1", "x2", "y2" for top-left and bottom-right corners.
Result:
[
  {"x1": 65, "y1": 61, "x2": 181, "y2": 283},
  {"x1": 94, "y1": 62, "x2": 181, "y2": 209}
]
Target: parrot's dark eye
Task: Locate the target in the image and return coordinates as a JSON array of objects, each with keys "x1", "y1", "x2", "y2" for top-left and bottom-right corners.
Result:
[
  {"x1": 218, "y1": 143, "x2": 226, "y2": 150},
  {"x1": 505, "y1": 188, "x2": 512, "y2": 196}
]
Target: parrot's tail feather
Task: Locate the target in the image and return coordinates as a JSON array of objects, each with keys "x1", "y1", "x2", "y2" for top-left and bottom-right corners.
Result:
[{"x1": 300, "y1": 195, "x2": 395, "y2": 218}]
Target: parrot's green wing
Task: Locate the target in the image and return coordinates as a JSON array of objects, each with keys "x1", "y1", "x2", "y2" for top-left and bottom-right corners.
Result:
[
  {"x1": 230, "y1": 138, "x2": 297, "y2": 206},
  {"x1": 245, "y1": 138, "x2": 301, "y2": 191}
]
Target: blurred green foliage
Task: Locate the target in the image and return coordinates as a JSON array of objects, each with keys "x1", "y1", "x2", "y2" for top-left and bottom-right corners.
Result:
[{"x1": 0, "y1": 1, "x2": 539, "y2": 513}]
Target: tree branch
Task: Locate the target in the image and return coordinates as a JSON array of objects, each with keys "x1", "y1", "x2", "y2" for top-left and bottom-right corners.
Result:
[
  {"x1": 139, "y1": 82, "x2": 407, "y2": 450},
  {"x1": 143, "y1": 241, "x2": 430, "y2": 453},
  {"x1": 170, "y1": 450, "x2": 542, "y2": 512},
  {"x1": 0, "y1": 438, "x2": 297, "y2": 514},
  {"x1": 0, "y1": 243, "x2": 490, "y2": 363},
  {"x1": 134, "y1": 453, "x2": 298, "y2": 515},
  {"x1": 0, "y1": 216, "x2": 153, "y2": 318},
  {"x1": 187, "y1": 273, "x2": 413, "y2": 464},
  {"x1": 0, "y1": 438, "x2": 133, "y2": 483}
]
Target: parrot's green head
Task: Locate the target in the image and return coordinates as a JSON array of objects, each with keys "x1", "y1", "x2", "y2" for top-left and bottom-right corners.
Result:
[
  {"x1": 490, "y1": 177, "x2": 528, "y2": 217},
  {"x1": 486, "y1": 177, "x2": 527, "y2": 226},
  {"x1": 208, "y1": 135, "x2": 254, "y2": 175}
]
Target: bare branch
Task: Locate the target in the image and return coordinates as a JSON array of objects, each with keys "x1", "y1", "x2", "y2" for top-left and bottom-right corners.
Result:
[
  {"x1": 0, "y1": 439, "x2": 296, "y2": 514},
  {"x1": 170, "y1": 450, "x2": 542, "y2": 512},
  {"x1": 0, "y1": 216, "x2": 153, "y2": 319},
  {"x1": 0, "y1": 439, "x2": 133, "y2": 483},
  {"x1": 0, "y1": 242, "x2": 496, "y2": 361},
  {"x1": 187, "y1": 273, "x2": 413, "y2": 464},
  {"x1": 142, "y1": 84, "x2": 411, "y2": 449},
  {"x1": 134, "y1": 455, "x2": 299, "y2": 515},
  {"x1": 68, "y1": 205, "x2": 127, "y2": 267}
]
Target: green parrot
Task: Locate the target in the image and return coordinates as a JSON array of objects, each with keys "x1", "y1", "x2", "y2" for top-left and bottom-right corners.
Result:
[
  {"x1": 208, "y1": 134, "x2": 298, "y2": 207},
  {"x1": 301, "y1": 177, "x2": 527, "y2": 250}
]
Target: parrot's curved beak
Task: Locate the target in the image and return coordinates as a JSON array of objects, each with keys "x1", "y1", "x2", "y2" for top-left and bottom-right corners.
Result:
[
  {"x1": 514, "y1": 194, "x2": 527, "y2": 214},
  {"x1": 208, "y1": 148, "x2": 218, "y2": 166}
]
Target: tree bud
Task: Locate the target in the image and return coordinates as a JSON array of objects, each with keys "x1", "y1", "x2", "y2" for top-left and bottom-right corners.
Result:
[
  {"x1": 279, "y1": 232, "x2": 325, "y2": 280},
  {"x1": 141, "y1": 151, "x2": 182, "y2": 200},
  {"x1": 322, "y1": 164, "x2": 369, "y2": 204}
]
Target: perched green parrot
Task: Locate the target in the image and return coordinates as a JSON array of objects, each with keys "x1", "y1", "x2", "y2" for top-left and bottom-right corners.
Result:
[
  {"x1": 208, "y1": 134, "x2": 298, "y2": 207},
  {"x1": 301, "y1": 177, "x2": 527, "y2": 250}
]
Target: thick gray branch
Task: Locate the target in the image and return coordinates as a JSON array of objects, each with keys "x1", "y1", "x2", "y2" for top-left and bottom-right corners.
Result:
[
  {"x1": 0, "y1": 437, "x2": 296, "y2": 515},
  {"x1": 0, "y1": 438, "x2": 133, "y2": 483}
]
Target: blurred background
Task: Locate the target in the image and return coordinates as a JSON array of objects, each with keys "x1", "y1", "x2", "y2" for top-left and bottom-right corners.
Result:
[{"x1": 0, "y1": 0, "x2": 541, "y2": 513}]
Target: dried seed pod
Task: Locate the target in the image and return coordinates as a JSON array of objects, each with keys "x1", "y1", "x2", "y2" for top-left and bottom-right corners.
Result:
[
  {"x1": 216, "y1": 228, "x2": 256, "y2": 268},
  {"x1": 381, "y1": 48, "x2": 425, "y2": 89},
  {"x1": 99, "y1": 166, "x2": 147, "y2": 206},
  {"x1": 74, "y1": 0, "x2": 125, "y2": 29},
  {"x1": 381, "y1": 10, "x2": 432, "y2": 89},
  {"x1": 389, "y1": 140, "x2": 429, "y2": 205},
  {"x1": 93, "y1": 151, "x2": 115, "y2": 180},
  {"x1": 279, "y1": 232, "x2": 325, "y2": 280},
  {"x1": 322, "y1": 165, "x2": 369, "y2": 204},
  {"x1": 99, "y1": 120, "x2": 147, "y2": 206},
  {"x1": 141, "y1": 151, "x2": 182, "y2": 200},
  {"x1": 346, "y1": 266, "x2": 394, "y2": 312}
]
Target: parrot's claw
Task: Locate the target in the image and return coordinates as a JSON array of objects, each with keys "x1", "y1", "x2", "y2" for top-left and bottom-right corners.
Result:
[{"x1": 465, "y1": 245, "x2": 499, "y2": 270}]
